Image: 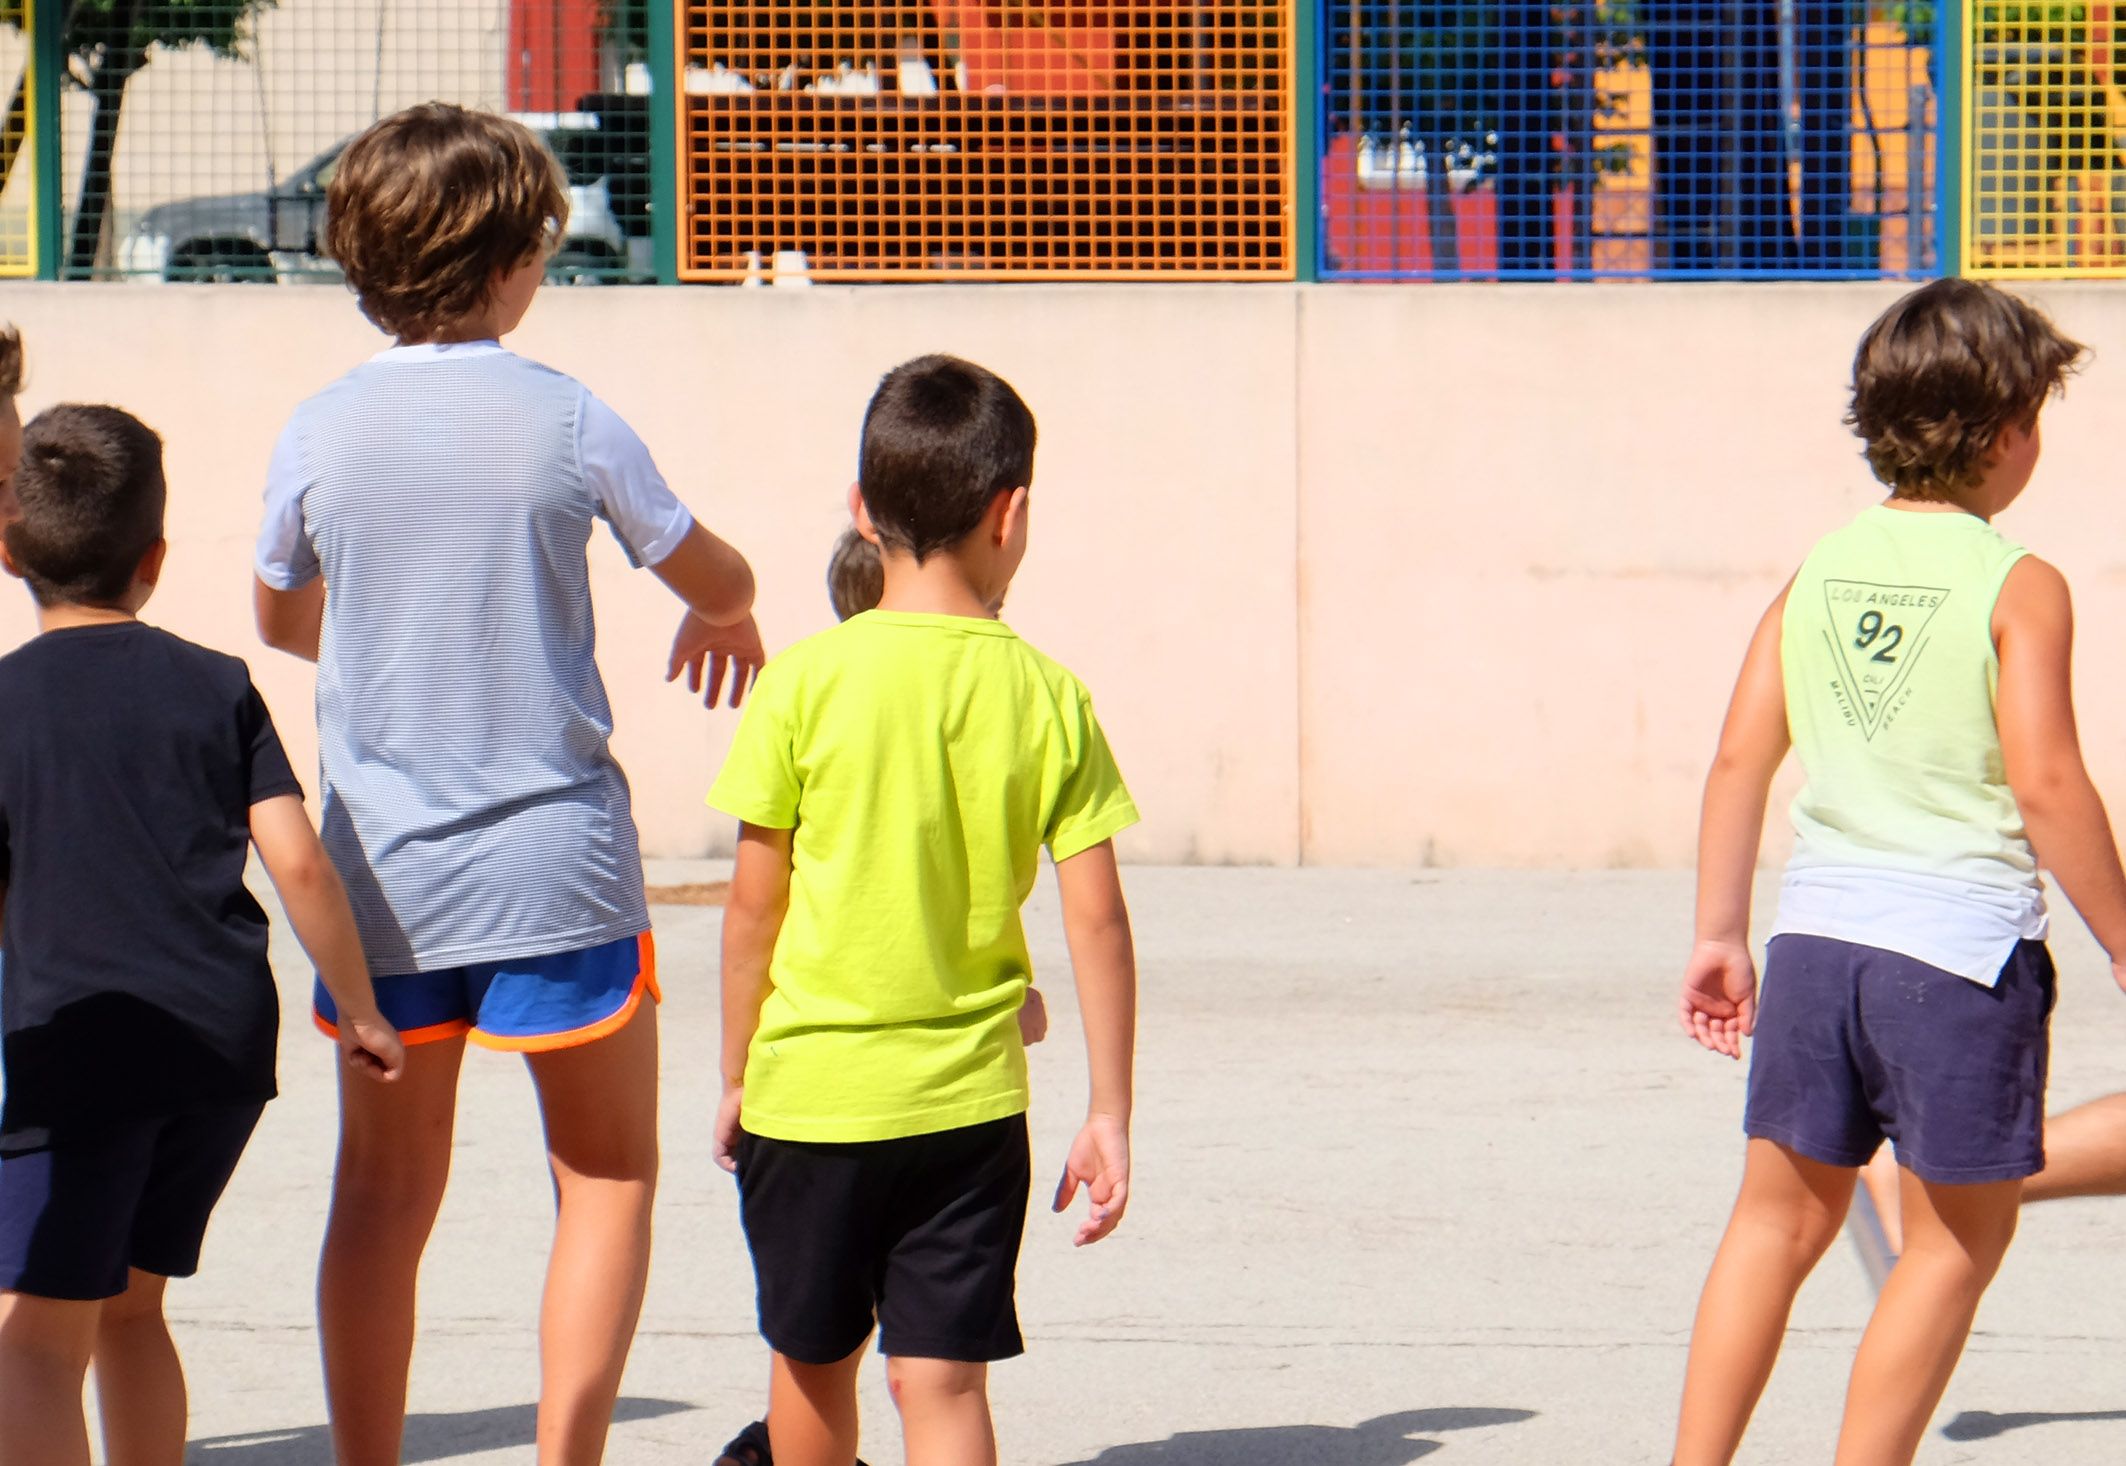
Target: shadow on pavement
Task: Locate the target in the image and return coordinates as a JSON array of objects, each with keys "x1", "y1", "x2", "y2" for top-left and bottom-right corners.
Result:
[
  {"x1": 191, "y1": 1397, "x2": 695, "y2": 1463},
  {"x1": 1942, "y1": 1408, "x2": 2126, "y2": 1441},
  {"x1": 1061, "y1": 1407, "x2": 1536, "y2": 1465}
]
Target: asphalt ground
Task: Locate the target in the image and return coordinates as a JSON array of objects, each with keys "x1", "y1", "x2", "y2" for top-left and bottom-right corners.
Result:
[{"x1": 151, "y1": 866, "x2": 2126, "y2": 1465}]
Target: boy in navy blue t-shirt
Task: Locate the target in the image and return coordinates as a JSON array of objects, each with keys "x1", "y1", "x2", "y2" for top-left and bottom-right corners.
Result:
[{"x1": 0, "y1": 403, "x2": 401, "y2": 1464}]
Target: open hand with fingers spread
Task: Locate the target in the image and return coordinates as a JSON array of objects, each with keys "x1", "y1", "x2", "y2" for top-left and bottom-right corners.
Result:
[
  {"x1": 1678, "y1": 939, "x2": 1757, "y2": 1060},
  {"x1": 1053, "y1": 1112, "x2": 1130, "y2": 1246},
  {"x1": 669, "y1": 611, "x2": 765, "y2": 709}
]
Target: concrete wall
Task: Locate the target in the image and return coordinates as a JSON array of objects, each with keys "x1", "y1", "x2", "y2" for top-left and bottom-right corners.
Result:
[{"x1": 3, "y1": 280, "x2": 2124, "y2": 868}]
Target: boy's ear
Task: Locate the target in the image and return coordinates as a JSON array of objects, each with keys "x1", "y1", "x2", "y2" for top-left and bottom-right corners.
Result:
[
  {"x1": 993, "y1": 485, "x2": 1029, "y2": 546},
  {"x1": 849, "y1": 482, "x2": 881, "y2": 546},
  {"x1": 136, "y1": 538, "x2": 169, "y2": 588}
]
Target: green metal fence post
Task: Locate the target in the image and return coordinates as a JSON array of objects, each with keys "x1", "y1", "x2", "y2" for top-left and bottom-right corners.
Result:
[
  {"x1": 1292, "y1": 0, "x2": 1319, "y2": 281},
  {"x1": 30, "y1": 0, "x2": 62, "y2": 281},
  {"x1": 1938, "y1": 0, "x2": 1963, "y2": 277},
  {"x1": 648, "y1": 0, "x2": 679, "y2": 284}
]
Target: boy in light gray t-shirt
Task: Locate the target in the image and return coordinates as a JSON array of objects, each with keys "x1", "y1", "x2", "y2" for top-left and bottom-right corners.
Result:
[{"x1": 251, "y1": 102, "x2": 762, "y2": 1466}]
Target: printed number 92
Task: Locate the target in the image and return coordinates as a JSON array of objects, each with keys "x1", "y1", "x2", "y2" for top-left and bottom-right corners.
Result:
[{"x1": 1855, "y1": 610, "x2": 1903, "y2": 663}]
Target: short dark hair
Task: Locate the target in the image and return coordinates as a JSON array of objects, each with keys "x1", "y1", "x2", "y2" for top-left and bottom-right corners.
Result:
[
  {"x1": 827, "y1": 525, "x2": 883, "y2": 621},
  {"x1": 325, "y1": 103, "x2": 568, "y2": 342},
  {"x1": 1847, "y1": 279, "x2": 2084, "y2": 501},
  {"x1": 1, "y1": 405, "x2": 166, "y2": 608},
  {"x1": 858, "y1": 355, "x2": 1035, "y2": 562}
]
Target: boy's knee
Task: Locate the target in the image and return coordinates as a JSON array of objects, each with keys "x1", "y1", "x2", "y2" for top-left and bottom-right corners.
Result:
[
  {"x1": 886, "y1": 1356, "x2": 988, "y2": 1405},
  {"x1": 96, "y1": 1272, "x2": 168, "y2": 1328},
  {"x1": 1735, "y1": 1195, "x2": 1845, "y2": 1261},
  {"x1": 332, "y1": 1145, "x2": 451, "y2": 1216}
]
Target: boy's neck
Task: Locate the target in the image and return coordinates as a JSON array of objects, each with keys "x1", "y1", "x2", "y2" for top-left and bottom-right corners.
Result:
[
  {"x1": 38, "y1": 602, "x2": 135, "y2": 633},
  {"x1": 398, "y1": 320, "x2": 505, "y2": 349},
  {"x1": 876, "y1": 548, "x2": 999, "y2": 619}
]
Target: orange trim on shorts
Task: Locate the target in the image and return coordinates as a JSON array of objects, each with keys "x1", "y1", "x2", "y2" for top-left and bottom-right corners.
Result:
[
  {"x1": 313, "y1": 1011, "x2": 472, "y2": 1047},
  {"x1": 465, "y1": 932, "x2": 660, "y2": 1055}
]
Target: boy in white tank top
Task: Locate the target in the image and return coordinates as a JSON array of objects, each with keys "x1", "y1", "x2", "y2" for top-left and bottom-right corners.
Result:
[{"x1": 1671, "y1": 279, "x2": 2126, "y2": 1466}]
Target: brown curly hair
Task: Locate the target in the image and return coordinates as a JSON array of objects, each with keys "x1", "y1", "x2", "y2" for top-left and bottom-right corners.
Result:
[
  {"x1": 1847, "y1": 279, "x2": 2084, "y2": 502},
  {"x1": 324, "y1": 104, "x2": 568, "y2": 342}
]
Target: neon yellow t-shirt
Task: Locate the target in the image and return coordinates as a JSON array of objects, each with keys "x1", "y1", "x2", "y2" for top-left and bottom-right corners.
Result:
[{"x1": 707, "y1": 610, "x2": 1139, "y2": 1143}]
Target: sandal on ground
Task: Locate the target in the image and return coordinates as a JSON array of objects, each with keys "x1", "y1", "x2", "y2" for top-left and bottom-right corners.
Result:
[
  {"x1": 716, "y1": 1421, "x2": 772, "y2": 1466},
  {"x1": 714, "y1": 1419, "x2": 870, "y2": 1466}
]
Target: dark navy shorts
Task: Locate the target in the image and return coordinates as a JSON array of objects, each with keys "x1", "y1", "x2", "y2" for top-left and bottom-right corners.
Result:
[
  {"x1": 0, "y1": 1103, "x2": 264, "y2": 1301},
  {"x1": 736, "y1": 1115, "x2": 1030, "y2": 1365},
  {"x1": 1745, "y1": 934, "x2": 2053, "y2": 1185}
]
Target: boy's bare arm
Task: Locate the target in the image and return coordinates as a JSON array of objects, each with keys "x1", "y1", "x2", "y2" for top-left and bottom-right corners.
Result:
[
  {"x1": 655, "y1": 525, "x2": 764, "y2": 709},
  {"x1": 715, "y1": 821, "x2": 792, "y2": 1172},
  {"x1": 249, "y1": 794, "x2": 403, "y2": 1080},
  {"x1": 1052, "y1": 839, "x2": 1137, "y2": 1246},
  {"x1": 653, "y1": 522, "x2": 755, "y2": 626},
  {"x1": 1681, "y1": 585, "x2": 1791, "y2": 1059},
  {"x1": 254, "y1": 577, "x2": 324, "y2": 663},
  {"x1": 1994, "y1": 556, "x2": 2126, "y2": 986}
]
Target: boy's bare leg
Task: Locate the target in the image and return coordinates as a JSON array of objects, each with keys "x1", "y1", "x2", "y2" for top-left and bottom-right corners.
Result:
[
  {"x1": 527, "y1": 1003, "x2": 659, "y2": 1466},
  {"x1": 92, "y1": 1269, "x2": 183, "y2": 1466},
  {"x1": 0, "y1": 1291, "x2": 99, "y2": 1466},
  {"x1": 1858, "y1": 1149, "x2": 1904, "y2": 1255},
  {"x1": 2025, "y1": 1093, "x2": 2126, "y2": 1202},
  {"x1": 769, "y1": 1345, "x2": 865, "y2": 1466},
  {"x1": 888, "y1": 1356, "x2": 996, "y2": 1466},
  {"x1": 1834, "y1": 1171, "x2": 2019, "y2": 1466},
  {"x1": 1673, "y1": 1140, "x2": 1853, "y2": 1466},
  {"x1": 319, "y1": 1037, "x2": 465, "y2": 1466}
]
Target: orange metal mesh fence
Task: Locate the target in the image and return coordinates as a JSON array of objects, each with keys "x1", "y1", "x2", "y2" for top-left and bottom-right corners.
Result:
[{"x1": 678, "y1": 3, "x2": 1295, "y2": 280}]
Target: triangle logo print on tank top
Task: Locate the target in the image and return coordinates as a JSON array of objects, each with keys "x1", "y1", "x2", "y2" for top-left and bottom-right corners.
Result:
[{"x1": 1819, "y1": 580, "x2": 1952, "y2": 740}]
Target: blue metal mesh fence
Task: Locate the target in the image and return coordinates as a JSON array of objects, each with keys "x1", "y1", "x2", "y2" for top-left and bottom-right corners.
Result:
[{"x1": 1318, "y1": 2, "x2": 1939, "y2": 280}]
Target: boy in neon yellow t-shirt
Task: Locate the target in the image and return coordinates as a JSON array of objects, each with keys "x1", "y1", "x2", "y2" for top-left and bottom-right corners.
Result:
[
  {"x1": 709, "y1": 355, "x2": 1138, "y2": 1466},
  {"x1": 1671, "y1": 279, "x2": 2126, "y2": 1466}
]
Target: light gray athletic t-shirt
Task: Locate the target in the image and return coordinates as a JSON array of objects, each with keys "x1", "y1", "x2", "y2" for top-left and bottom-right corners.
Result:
[{"x1": 255, "y1": 341, "x2": 693, "y2": 974}]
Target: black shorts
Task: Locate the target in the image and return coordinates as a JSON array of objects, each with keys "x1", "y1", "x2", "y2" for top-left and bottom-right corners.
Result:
[
  {"x1": 737, "y1": 1114, "x2": 1030, "y2": 1365},
  {"x1": 0, "y1": 1103, "x2": 264, "y2": 1301}
]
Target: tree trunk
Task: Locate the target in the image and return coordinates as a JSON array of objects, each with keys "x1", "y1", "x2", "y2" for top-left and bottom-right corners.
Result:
[
  {"x1": 1495, "y1": 0, "x2": 1555, "y2": 276},
  {"x1": 0, "y1": 77, "x2": 27, "y2": 198},
  {"x1": 1793, "y1": 0, "x2": 1855, "y2": 269},
  {"x1": 69, "y1": 5, "x2": 147, "y2": 276}
]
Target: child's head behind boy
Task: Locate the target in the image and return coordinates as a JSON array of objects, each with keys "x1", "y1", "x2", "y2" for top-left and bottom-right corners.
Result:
[
  {"x1": 852, "y1": 355, "x2": 1034, "y2": 616},
  {"x1": 325, "y1": 103, "x2": 567, "y2": 345},
  {"x1": 0, "y1": 326, "x2": 25, "y2": 501},
  {"x1": 1846, "y1": 278, "x2": 2083, "y2": 515},
  {"x1": 0, "y1": 405, "x2": 165, "y2": 616},
  {"x1": 826, "y1": 526, "x2": 882, "y2": 622}
]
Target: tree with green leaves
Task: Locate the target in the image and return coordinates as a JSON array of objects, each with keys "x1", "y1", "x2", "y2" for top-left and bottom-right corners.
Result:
[{"x1": 0, "y1": 0, "x2": 278, "y2": 272}]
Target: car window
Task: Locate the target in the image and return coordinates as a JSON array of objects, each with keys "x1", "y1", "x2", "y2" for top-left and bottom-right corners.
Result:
[{"x1": 543, "y1": 129, "x2": 607, "y2": 186}]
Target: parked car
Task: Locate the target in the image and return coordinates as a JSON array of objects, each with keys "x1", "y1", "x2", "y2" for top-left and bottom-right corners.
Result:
[{"x1": 118, "y1": 107, "x2": 652, "y2": 284}]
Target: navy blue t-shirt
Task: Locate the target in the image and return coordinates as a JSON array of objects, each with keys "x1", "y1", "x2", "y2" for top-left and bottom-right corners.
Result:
[{"x1": 0, "y1": 622, "x2": 301, "y2": 1151}]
